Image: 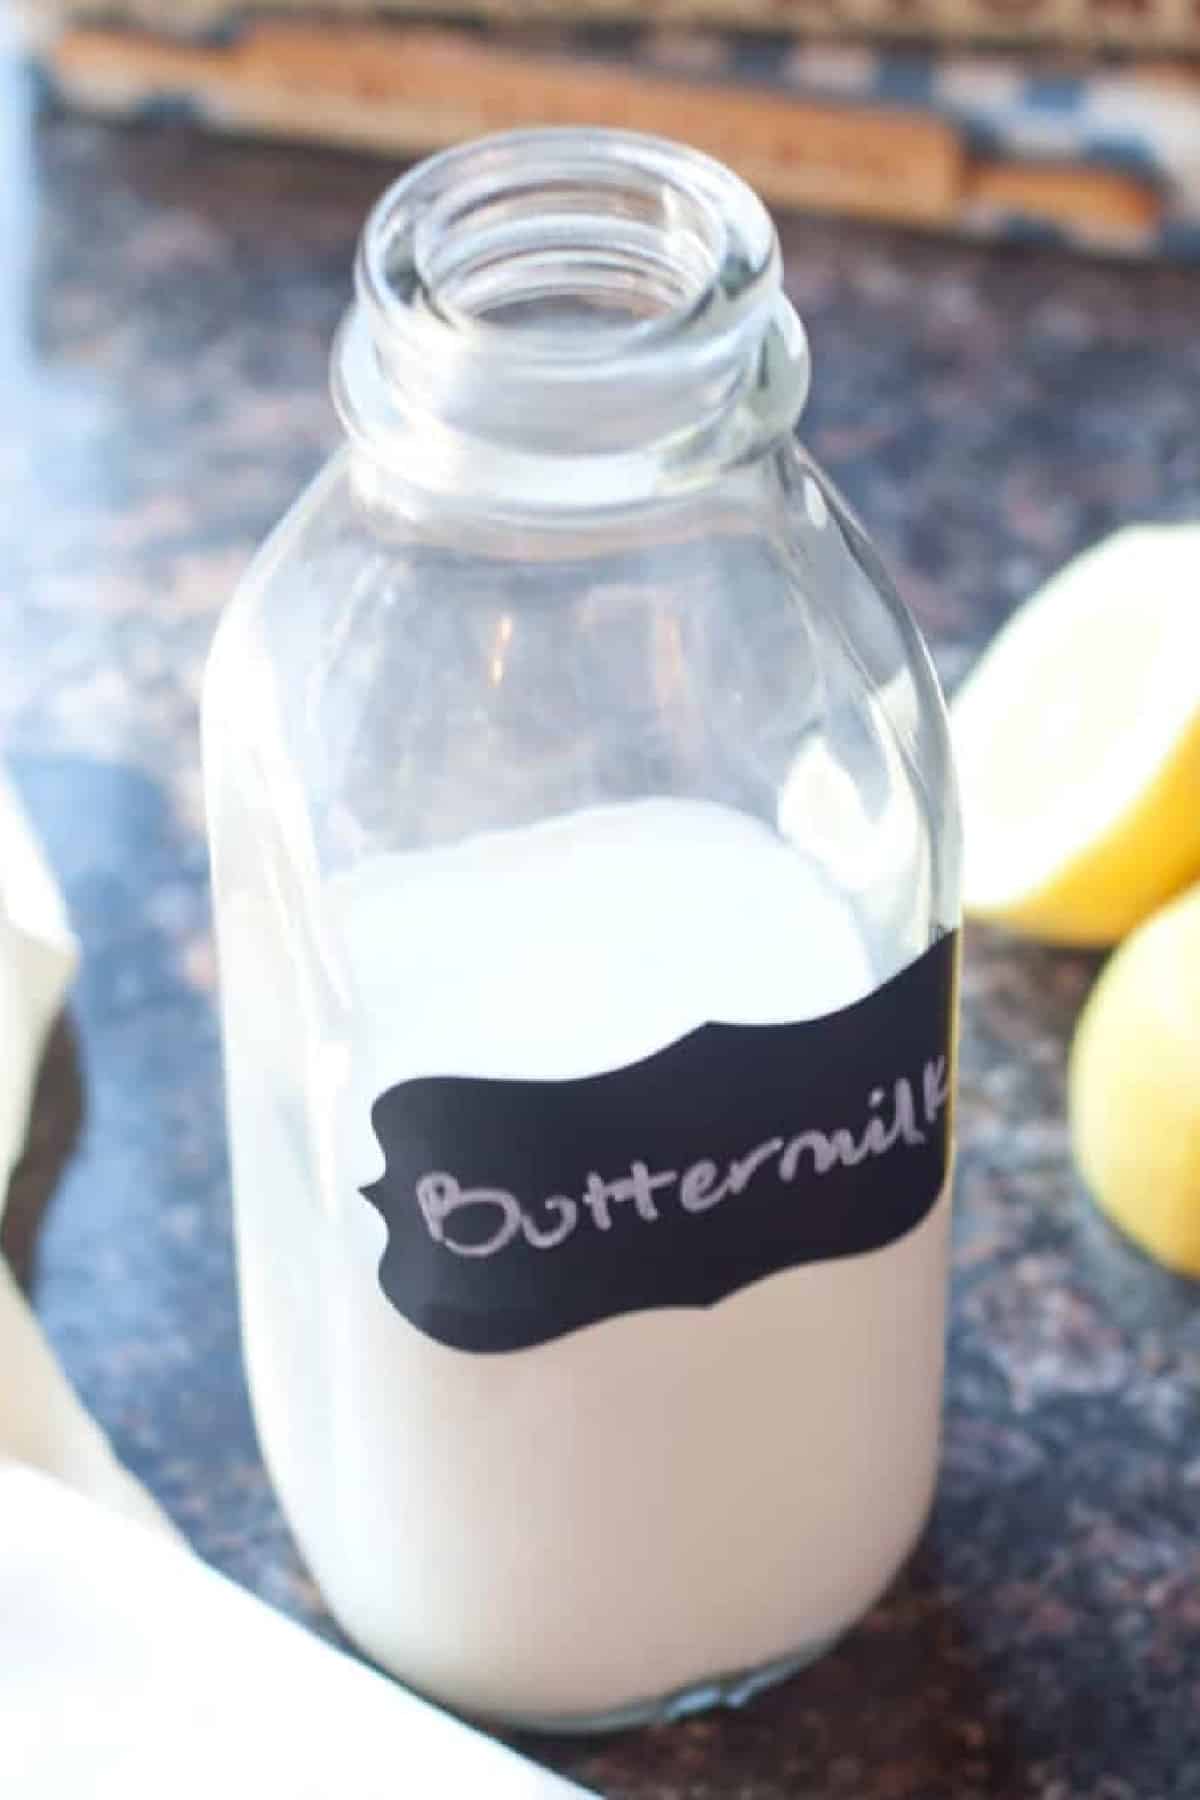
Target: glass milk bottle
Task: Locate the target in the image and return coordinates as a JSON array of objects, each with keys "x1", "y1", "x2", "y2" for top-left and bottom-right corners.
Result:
[{"x1": 204, "y1": 129, "x2": 961, "y2": 1732}]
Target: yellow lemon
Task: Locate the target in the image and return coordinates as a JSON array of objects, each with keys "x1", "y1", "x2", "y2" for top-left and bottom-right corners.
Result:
[
  {"x1": 1070, "y1": 882, "x2": 1200, "y2": 1277},
  {"x1": 951, "y1": 524, "x2": 1200, "y2": 945}
]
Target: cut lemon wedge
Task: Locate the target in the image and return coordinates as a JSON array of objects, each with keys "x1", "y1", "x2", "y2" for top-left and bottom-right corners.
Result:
[
  {"x1": 951, "y1": 524, "x2": 1200, "y2": 945},
  {"x1": 1070, "y1": 882, "x2": 1200, "y2": 1277}
]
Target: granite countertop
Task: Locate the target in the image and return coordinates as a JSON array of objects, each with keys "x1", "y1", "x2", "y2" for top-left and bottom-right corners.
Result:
[{"x1": 4, "y1": 48, "x2": 1200, "y2": 1800}]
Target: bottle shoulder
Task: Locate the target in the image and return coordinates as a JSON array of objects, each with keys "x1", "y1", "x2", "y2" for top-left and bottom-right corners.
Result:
[{"x1": 205, "y1": 440, "x2": 959, "y2": 948}]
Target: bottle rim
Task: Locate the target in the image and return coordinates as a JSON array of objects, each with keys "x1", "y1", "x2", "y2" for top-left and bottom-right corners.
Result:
[{"x1": 334, "y1": 128, "x2": 809, "y2": 508}]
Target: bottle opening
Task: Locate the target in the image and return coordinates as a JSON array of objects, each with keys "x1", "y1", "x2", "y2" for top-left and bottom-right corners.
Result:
[
  {"x1": 335, "y1": 129, "x2": 809, "y2": 505},
  {"x1": 411, "y1": 162, "x2": 727, "y2": 343}
]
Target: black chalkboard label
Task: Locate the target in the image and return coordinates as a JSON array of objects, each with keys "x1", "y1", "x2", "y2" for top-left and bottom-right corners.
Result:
[{"x1": 361, "y1": 930, "x2": 959, "y2": 1354}]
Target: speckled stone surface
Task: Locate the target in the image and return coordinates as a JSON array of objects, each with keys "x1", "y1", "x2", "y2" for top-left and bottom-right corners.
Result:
[{"x1": 4, "y1": 48, "x2": 1200, "y2": 1799}]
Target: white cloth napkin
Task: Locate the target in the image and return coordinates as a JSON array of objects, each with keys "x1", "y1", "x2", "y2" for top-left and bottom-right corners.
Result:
[
  {"x1": 0, "y1": 765, "x2": 171, "y2": 1531},
  {"x1": 0, "y1": 767, "x2": 591, "y2": 1800},
  {"x1": 0, "y1": 1463, "x2": 590, "y2": 1798}
]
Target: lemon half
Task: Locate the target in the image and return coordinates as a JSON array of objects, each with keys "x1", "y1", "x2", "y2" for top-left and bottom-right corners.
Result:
[
  {"x1": 952, "y1": 525, "x2": 1200, "y2": 945},
  {"x1": 1070, "y1": 882, "x2": 1200, "y2": 1277}
]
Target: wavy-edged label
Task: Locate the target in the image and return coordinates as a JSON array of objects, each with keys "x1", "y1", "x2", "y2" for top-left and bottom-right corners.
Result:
[{"x1": 361, "y1": 930, "x2": 959, "y2": 1353}]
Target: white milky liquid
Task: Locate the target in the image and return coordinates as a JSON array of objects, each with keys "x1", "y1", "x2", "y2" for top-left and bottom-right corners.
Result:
[{"x1": 224, "y1": 797, "x2": 950, "y2": 1723}]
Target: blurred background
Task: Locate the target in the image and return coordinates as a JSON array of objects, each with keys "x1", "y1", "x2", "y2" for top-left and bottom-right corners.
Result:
[{"x1": 14, "y1": 0, "x2": 1200, "y2": 255}]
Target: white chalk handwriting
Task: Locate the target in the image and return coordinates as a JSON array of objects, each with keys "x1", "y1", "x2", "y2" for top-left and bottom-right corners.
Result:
[{"x1": 413, "y1": 1059, "x2": 950, "y2": 1259}]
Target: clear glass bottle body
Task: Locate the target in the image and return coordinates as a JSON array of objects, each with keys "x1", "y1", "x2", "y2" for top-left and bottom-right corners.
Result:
[{"x1": 204, "y1": 130, "x2": 960, "y2": 1730}]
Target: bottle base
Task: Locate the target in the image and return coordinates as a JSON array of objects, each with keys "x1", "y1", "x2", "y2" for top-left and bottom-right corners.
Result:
[{"x1": 489, "y1": 1631, "x2": 841, "y2": 1737}]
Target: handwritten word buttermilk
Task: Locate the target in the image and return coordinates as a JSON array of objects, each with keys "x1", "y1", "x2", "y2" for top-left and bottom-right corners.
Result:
[{"x1": 415, "y1": 1058, "x2": 950, "y2": 1259}]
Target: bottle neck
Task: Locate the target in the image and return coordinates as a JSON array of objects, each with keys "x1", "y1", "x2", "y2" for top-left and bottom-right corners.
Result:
[{"x1": 332, "y1": 130, "x2": 810, "y2": 515}]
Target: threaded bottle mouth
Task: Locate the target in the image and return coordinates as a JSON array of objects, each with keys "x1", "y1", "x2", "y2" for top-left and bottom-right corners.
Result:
[
  {"x1": 409, "y1": 145, "x2": 728, "y2": 343},
  {"x1": 334, "y1": 129, "x2": 809, "y2": 507}
]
